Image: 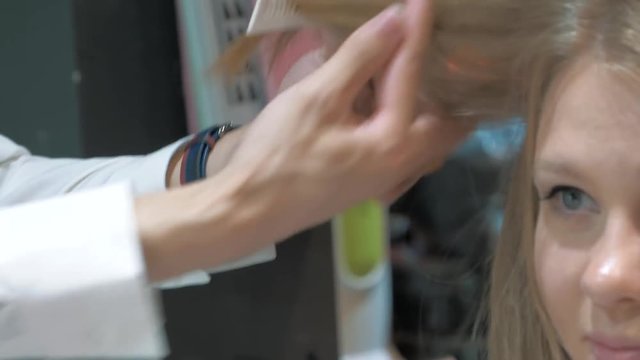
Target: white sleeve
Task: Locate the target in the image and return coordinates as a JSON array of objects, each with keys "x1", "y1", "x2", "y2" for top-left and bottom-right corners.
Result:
[
  {"x1": 0, "y1": 134, "x2": 183, "y2": 206},
  {"x1": 0, "y1": 183, "x2": 167, "y2": 359},
  {"x1": 0, "y1": 134, "x2": 277, "y2": 289}
]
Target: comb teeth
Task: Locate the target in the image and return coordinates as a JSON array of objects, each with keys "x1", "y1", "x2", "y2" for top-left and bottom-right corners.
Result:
[
  {"x1": 247, "y1": 0, "x2": 309, "y2": 35},
  {"x1": 265, "y1": 0, "x2": 295, "y2": 17}
]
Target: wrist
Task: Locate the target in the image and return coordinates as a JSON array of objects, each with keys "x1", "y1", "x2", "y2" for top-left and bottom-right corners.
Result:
[
  {"x1": 136, "y1": 167, "x2": 279, "y2": 282},
  {"x1": 166, "y1": 126, "x2": 244, "y2": 188},
  {"x1": 205, "y1": 127, "x2": 244, "y2": 176}
]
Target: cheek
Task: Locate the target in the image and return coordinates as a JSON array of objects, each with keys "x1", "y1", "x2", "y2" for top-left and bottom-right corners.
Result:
[{"x1": 535, "y1": 218, "x2": 591, "y2": 358}]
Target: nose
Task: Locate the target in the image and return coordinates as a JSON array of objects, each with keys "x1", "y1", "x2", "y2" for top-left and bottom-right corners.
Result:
[{"x1": 581, "y1": 214, "x2": 640, "y2": 311}]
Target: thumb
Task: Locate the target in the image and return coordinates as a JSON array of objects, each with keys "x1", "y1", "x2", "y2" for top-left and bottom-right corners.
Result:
[{"x1": 308, "y1": 4, "x2": 406, "y2": 105}]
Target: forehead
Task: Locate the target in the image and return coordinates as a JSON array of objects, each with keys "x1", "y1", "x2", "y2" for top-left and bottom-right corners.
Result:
[{"x1": 536, "y1": 62, "x2": 640, "y2": 170}]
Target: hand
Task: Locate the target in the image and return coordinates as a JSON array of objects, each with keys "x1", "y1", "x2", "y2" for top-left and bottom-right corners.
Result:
[
  {"x1": 220, "y1": 0, "x2": 471, "y2": 240},
  {"x1": 137, "y1": 0, "x2": 471, "y2": 282}
]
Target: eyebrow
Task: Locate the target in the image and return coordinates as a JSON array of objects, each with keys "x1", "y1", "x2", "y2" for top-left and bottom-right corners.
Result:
[{"x1": 533, "y1": 159, "x2": 584, "y2": 179}]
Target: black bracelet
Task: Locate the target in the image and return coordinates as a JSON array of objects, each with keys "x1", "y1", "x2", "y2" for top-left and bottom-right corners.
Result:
[{"x1": 180, "y1": 124, "x2": 239, "y2": 185}]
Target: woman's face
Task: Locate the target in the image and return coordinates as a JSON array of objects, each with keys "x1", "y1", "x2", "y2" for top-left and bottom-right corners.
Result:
[{"x1": 534, "y1": 62, "x2": 640, "y2": 360}]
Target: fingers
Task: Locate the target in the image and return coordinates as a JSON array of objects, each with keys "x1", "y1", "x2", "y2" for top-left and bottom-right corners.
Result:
[
  {"x1": 379, "y1": 174, "x2": 423, "y2": 206},
  {"x1": 409, "y1": 114, "x2": 475, "y2": 174},
  {"x1": 378, "y1": 0, "x2": 435, "y2": 127},
  {"x1": 378, "y1": 117, "x2": 473, "y2": 205},
  {"x1": 307, "y1": 4, "x2": 406, "y2": 105}
]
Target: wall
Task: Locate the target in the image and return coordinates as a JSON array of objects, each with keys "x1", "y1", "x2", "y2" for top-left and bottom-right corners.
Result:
[{"x1": 0, "y1": 0, "x2": 81, "y2": 157}]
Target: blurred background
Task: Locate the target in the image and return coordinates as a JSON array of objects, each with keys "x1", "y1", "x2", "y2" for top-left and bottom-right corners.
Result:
[{"x1": 0, "y1": 1, "x2": 524, "y2": 359}]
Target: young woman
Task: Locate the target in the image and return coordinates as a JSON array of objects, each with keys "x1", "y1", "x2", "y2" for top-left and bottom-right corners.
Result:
[{"x1": 489, "y1": 1, "x2": 640, "y2": 359}]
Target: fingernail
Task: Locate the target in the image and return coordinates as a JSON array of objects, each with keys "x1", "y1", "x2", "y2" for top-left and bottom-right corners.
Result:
[{"x1": 372, "y1": 3, "x2": 406, "y2": 38}]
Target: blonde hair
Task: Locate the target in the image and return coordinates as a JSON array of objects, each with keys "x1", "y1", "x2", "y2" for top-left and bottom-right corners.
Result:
[
  {"x1": 217, "y1": 0, "x2": 530, "y2": 122},
  {"x1": 219, "y1": 1, "x2": 640, "y2": 359}
]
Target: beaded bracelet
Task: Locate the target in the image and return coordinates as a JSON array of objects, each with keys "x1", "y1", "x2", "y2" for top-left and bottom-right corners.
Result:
[{"x1": 179, "y1": 124, "x2": 238, "y2": 185}]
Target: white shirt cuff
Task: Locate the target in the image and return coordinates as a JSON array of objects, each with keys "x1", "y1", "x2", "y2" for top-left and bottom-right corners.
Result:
[
  {"x1": 0, "y1": 183, "x2": 167, "y2": 358},
  {"x1": 131, "y1": 138, "x2": 185, "y2": 195}
]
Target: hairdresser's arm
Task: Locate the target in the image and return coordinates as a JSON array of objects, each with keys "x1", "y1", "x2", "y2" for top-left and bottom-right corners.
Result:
[
  {"x1": 0, "y1": 131, "x2": 274, "y2": 287},
  {"x1": 0, "y1": 131, "x2": 243, "y2": 206},
  {"x1": 138, "y1": 167, "x2": 278, "y2": 281}
]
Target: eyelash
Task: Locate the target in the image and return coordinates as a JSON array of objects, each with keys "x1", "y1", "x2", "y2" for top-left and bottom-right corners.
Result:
[
  {"x1": 541, "y1": 185, "x2": 601, "y2": 216},
  {"x1": 543, "y1": 185, "x2": 578, "y2": 201}
]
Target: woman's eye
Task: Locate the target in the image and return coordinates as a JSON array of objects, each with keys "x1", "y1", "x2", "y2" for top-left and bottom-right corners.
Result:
[
  {"x1": 559, "y1": 188, "x2": 584, "y2": 211},
  {"x1": 545, "y1": 186, "x2": 598, "y2": 213}
]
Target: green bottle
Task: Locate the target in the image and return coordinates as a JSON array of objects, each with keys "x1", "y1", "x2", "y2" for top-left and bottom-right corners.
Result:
[{"x1": 337, "y1": 200, "x2": 386, "y2": 278}]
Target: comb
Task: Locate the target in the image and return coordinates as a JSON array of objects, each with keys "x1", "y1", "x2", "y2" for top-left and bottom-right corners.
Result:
[{"x1": 247, "y1": 0, "x2": 309, "y2": 35}]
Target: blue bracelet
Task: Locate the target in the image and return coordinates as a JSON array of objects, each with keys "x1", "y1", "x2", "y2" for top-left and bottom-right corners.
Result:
[{"x1": 180, "y1": 124, "x2": 238, "y2": 185}]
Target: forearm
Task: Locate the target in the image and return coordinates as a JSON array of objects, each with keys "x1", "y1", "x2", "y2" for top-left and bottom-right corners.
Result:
[
  {"x1": 0, "y1": 127, "x2": 243, "y2": 207},
  {"x1": 0, "y1": 140, "x2": 183, "y2": 206},
  {"x1": 137, "y1": 166, "x2": 281, "y2": 282}
]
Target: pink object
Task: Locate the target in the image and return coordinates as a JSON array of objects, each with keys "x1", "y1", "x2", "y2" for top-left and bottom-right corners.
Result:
[{"x1": 259, "y1": 30, "x2": 328, "y2": 99}]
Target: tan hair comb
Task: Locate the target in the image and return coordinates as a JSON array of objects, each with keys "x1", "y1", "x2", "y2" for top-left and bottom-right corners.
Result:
[{"x1": 247, "y1": 0, "x2": 309, "y2": 35}]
